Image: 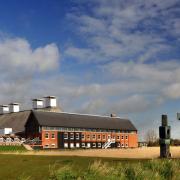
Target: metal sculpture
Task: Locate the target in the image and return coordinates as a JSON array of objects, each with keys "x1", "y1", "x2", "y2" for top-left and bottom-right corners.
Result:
[{"x1": 159, "y1": 114, "x2": 171, "y2": 158}]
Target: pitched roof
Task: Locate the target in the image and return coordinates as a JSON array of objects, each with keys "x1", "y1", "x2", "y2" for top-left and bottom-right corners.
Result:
[
  {"x1": 32, "y1": 111, "x2": 137, "y2": 131},
  {"x1": 0, "y1": 111, "x2": 31, "y2": 133}
]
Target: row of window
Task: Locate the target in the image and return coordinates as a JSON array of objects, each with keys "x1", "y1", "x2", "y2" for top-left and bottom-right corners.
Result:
[
  {"x1": 42, "y1": 126, "x2": 136, "y2": 133},
  {"x1": 63, "y1": 133, "x2": 128, "y2": 140},
  {"x1": 63, "y1": 142, "x2": 128, "y2": 148},
  {"x1": 44, "y1": 132, "x2": 129, "y2": 140},
  {"x1": 45, "y1": 133, "x2": 55, "y2": 139},
  {"x1": 44, "y1": 144, "x2": 56, "y2": 148}
]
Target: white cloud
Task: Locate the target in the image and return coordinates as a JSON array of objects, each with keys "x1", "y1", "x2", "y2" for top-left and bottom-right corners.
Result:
[
  {"x1": 66, "y1": 0, "x2": 179, "y2": 63},
  {"x1": 0, "y1": 37, "x2": 60, "y2": 104},
  {"x1": 0, "y1": 38, "x2": 60, "y2": 73}
]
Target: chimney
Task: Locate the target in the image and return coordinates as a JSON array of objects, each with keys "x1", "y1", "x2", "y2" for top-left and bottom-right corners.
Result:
[
  {"x1": 0, "y1": 105, "x2": 9, "y2": 114},
  {"x1": 32, "y1": 99, "x2": 44, "y2": 109},
  {"x1": 9, "y1": 103, "x2": 20, "y2": 113},
  {"x1": 110, "y1": 113, "x2": 117, "y2": 117},
  {"x1": 44, "y1": 96, "x2": 57, "y2": 108}
]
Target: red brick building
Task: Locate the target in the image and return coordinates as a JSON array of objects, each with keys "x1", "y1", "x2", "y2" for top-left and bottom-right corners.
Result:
[{"x1": 0, "y1": 96, "x2": 138, "y2": 149}]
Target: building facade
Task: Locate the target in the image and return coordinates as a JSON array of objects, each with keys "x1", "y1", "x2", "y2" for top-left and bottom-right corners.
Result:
[{"x1": 0, "y1": 96, "x2": 138, "y2": 149}]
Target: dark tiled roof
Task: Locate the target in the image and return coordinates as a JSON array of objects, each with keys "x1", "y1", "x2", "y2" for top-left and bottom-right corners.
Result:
[
  {"x1": 0, "y1": 111, "x2": 31, "y2": 133},
  {"x1": 32, "y1": 111, "x2": 137, "y2": 131}
]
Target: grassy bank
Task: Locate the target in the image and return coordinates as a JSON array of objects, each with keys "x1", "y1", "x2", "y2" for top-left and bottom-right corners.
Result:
[
  {"x1": 0, "y1": 145, "x2": 26, "y2": 152},
  {"x1": 0, "y1": 154, "x2": 179, "y2": 179}
]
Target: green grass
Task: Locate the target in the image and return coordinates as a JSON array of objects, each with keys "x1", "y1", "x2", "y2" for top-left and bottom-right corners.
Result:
[
  {"x1": 0, "y1": 155, "x2": 179, "y2": 180},
  {"x1": 0, "y1": 145, "x2": 26, "y2": 152}
]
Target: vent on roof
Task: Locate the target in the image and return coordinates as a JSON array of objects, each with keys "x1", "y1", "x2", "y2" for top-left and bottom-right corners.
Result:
[
  {"x1": 32, "y1": 99, "x2": 44, "y2": 109},
  {"x1": 110, "y1": 113, "x2": 117, "y2": 117},
  {"x1": 0, "y1": 105, "x2": 9, "y2": 114},
  {"x1": 9, "y1": 103, "x2": 20, "y2": 113},
  {"x1": 44, "y1": 96, "x2": 57, "y2": 108}
]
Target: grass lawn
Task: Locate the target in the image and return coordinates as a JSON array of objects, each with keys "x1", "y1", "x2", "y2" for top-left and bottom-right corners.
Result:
[
  {"x1": 0, "y1": 155, "x2": 142, "y2": 179},
  {"x1": 0, "y1": 145, "x2": 26, "y2": 152},
  {"x1": 0, "y1": 154, "x2": 179, "y2": 180}
]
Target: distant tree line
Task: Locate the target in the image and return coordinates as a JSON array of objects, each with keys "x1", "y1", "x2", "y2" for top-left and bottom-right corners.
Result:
[{"x1": 145, "y1": 129, "x2": 180, "y2": 147}]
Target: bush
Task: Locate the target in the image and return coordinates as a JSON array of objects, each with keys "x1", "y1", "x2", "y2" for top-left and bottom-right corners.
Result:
[{"x1": 49, "y1": 159, "x2": 180, "y2": 180}]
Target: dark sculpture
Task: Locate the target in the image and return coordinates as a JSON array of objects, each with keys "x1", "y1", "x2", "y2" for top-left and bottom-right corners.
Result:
[{"x1": 159, "y1": 114, "x2": 171, "y2": 158}]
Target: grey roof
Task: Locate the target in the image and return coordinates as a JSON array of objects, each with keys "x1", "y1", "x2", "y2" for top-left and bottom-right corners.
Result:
[
  {"x1": 32, "y1": 111, "x2": 137, "y2": 131},
  {"x1": 0, "y1": 111, "x2": 31, "y2": 133}
]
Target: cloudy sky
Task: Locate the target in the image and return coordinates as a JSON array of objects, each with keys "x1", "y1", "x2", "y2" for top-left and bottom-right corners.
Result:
[{"x1": 0, "y1": 0, "x2": 180, "y2": 139}]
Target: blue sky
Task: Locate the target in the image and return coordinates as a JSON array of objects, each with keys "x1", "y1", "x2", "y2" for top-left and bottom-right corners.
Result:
[{"x1": 0, "y1": 0, "x2": 180, "y2": 140}]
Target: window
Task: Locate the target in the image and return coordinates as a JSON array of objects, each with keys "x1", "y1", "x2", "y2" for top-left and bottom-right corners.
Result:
[
  {"x1": 102, "y1": 135, "x2": 106, "y2": 140},
  {"x1": 87, "y1": 135, "x2": 90, "y2": 139},
  {"x1": 121, "y1": 136, "x2": 124, "y2": 140},
  {"x1": 92, "y1": 134, "x2": 96, "y2": 139},
  {"x1": 117, "y1": 135, "x2": 120, "y2": 140},
  {"x1": 125, "y1": 143, "x2": 128, "y2": 147},
  {"x1": 98, "y1": 143, "x2": 101, "y2": 148},
  {"x1": 70, "y1": 143, "x2": 74, "y2": 148},
  {"x1": 70, "y1": 133, "x2": 74, "y2": 140},
  {"x1": 45, "y1": 132, "x2": 49, "y2": 139},
  {"x1": 97, "y1": 135, "x2": 101, "y2": 140},
  {"x1": 93, "y1": 143, "x2": 96, "y2": 147},
  {"x1": 64, "y1": 143, "x2": 68, "y2": 148},
  {"x1": 64, "y1": 133, "x2": 68, "y2": 139},
  {"x1": 81, "y1": 143, "x2": 85, "y2": 148},
  {"x1": 87, "y1": 143, "x2": 91, "y2": 148},
  {"x1": 121, "y1": 143, "x2": 124, "y2": 147},
  {"x1": 51, "y1": 144, "x2": 55, "y2": 148},
  {"x1": 75, "y1": 133, "x2": 79, "y2": 140},
  {"x1": 76, "y1": 143, "x2": 80, "y2": 148},
  {"x1": 117, "y1": 143, "x2": 121, "y2": 147},
  {"x1": 125, "y1": 135, "x2": 128, "y2": 140},
  {"x1": 44, "y1": 144, "x2": 49, "y2": 148},
  {"x1": 51, "y1": 133, "x2": 55, "y2": 139},
  {"x1": 81, "y1": 134, "x2": 85, "y2": 139}
]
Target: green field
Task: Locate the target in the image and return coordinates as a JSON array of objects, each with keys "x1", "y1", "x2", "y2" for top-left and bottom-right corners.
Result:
[
  {"x1": 0, "y1": 154, "x2": 179, "y2": 180},
  {"x1": 0, "y1": 145, "x2": 26, "y2": 152}
]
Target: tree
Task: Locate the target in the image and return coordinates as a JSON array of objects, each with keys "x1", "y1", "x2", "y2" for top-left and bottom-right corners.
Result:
[{"x1": 145, "y1": 129, "x2": 158, "y2": 146}]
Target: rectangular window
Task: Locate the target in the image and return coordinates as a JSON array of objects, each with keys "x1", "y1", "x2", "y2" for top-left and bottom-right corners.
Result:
[
  {"x1": 121, "y1": 143, "x2": 124, "y2": 147},
  {"x1": 92, "y1": 143, "x2": 96, "y2": 148},
  {"x1": 97, "y1": 135, "x2": 101, "y2": 140},
  {"x1": 51, "y1": 133, "x2": 55, "y2": 139},
  {"x1": 45, "y1": 132, "x2": 49, "y2": 139},
  {"x1": 87, "y1": 135, "x2": 90, "y2": 139},
  {"x1": 44, "y1": 144, "x2": 49, "y2": 148},
  {"x1": 98, "y1": 143, "x2": 101, "y2": 148},
  {"x1": 76, "y1": 143, "x2": 80, "y2": 148},
  {"x1": 81, "y1": 134, "x2": 85, "y2": 139},
  {"x1": 51, "y1": 144, "x2": 55, "y2": 148},
  {"x1": 75, "y1": 133, "x2": 79, "y2": 140},
  {"x1": 121, "y1": 136, "x2": 124, "y2": 140},
  {"x1": 92, "y1": 134, "x2": 96, "y2": 139},
  {"x1": 117, "y1": 143, "x2": 121, "y2": 147},
  {"x1": 125, "y1": 143, "x2": 128, "y2": 147},
  {"x1": 81, "y1": 143, "x2": 85, "y2": 148},
  {"x1": 117, "y1": 135, "x2": 120, "y2": 140},
  {"x1": 70, "y1": 143, "x2": 74, "y2": 148},
  {"x1": 125, "y1": 135, "x2": 128, "y2": 140},
  {"x1": 87, "y1": 143, "x2": 91, "y2": 148},
  {"x1": 102, "y1": 135, "x2": 106, "y2": 140},
  {"x1": 64, "y1": 143, "x2": 68, "y2": 148},
  {"x1": 64, "y1": 133, "x2": 68, "y2": 139},
  {"x1": 70, "y1": 133, "x2": 74, "y2": 140}
]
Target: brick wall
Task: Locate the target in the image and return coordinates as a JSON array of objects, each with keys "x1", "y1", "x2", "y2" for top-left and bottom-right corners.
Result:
[
  {"x1": 41, "y1": 130, "x2": 58, "y2": 148},
  {"x1": 41, "y1": 130, "x2": 138, "y2": 149}
]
